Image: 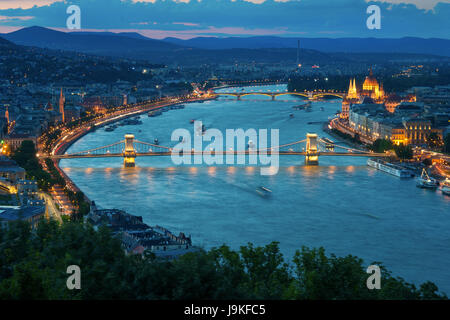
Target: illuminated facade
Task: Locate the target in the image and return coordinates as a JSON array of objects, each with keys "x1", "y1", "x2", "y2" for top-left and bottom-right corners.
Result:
[
  {"x1": 305, "y1": 133, "x2": 319, "y2": 165},
  {"x1": 361, "y1": 68, "x2": 385, "y2": 101},
  {"x1": 123, "y1": 134, "x2": 136, "y2": 167},
  {"x1": 341, "y1": 68, "x2": 416, "y2": 119}
]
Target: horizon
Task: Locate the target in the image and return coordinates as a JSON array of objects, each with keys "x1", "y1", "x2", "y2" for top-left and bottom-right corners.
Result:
[{"x1": 2, "y1": 25, "x2": 450, "y2": 41}]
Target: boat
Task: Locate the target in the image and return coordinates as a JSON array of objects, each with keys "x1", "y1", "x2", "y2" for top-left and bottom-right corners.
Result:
[
  {"x1": 320, "y1": 107, "x2": 325, "y2": 111},
  {"x1": 416, "y1": 168, "x2": 438, "y2": 189},
  {"x1": 170, "y1": 104, "x2": 185, "y2": 110},
  {"x1": 190, "y1": 119, "x2": 195, "y2": 124},
  {"x1": 148, "y1": 110, "x2": 162, "y2": 117},
  {"x1": 367, "y1": 158, "x2": 414, "y2": 178},
  {"x1": 289, "y1": 113, "x2": 294, "y2": 118},
  {"x1": 105, "y1": 126, "x2": 115, "y2": 132},
  {"x1": 441, "y1": 179, "x2": 450, "y2": 196},
  {"x1": 256, "y1": 186, "x2": 272, "y2": 198},
  {"x1": 154, "y1": 138, "x2": 159, "y2": 145},
  {"x1": 292, "y1": 101, "x2": 311, "y2": 110}
]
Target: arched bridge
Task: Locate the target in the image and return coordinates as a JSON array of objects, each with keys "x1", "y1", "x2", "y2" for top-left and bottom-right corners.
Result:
[
  {"x1": 214, "y1": 90, "x2": 345, "y2": 101},
  {"x1": 45, "y1": 134, "x2": 386, "y2": 167}
]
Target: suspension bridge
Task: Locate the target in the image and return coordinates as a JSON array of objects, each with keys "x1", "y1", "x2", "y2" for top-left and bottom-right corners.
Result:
[
  {"x1": 45, "y1": 133, "x2": 387, "y2": 167},
  {"x1": 214, "y1": 90, "x2": 345, "y2": 101}
]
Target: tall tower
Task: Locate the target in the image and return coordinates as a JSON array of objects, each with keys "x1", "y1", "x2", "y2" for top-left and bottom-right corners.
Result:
[
  {"x1": 59, "y1": 88, "x2": 65, "y2": 123},
  {"x1": 296, "y1": 40, "x2": 301, "y2": 70},
  {"x1": 347, "y1": 78, "x2": 358, "y2": 99},
  {"x1": 4, "y1": 106, "x2": 9, "y2": 124},
  {"x1": 123, "y1": 134, "x2": 136, "y2": 167}
]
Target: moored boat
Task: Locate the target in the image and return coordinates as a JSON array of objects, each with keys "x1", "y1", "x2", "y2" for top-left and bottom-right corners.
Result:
[
  {"x1": 367, "y1": 158, "x2": 414, "y2": 178},
  {"x1": 441, "y1": 179, "x2": 450, "y2": 196},
  {"x1": 416, "y1": 168, "x2": 438, "y2": 189}
]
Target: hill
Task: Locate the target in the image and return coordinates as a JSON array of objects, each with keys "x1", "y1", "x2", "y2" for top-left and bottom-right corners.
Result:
[{"x1": 163, "y1": 36, "x2": 450, "y2": 57}]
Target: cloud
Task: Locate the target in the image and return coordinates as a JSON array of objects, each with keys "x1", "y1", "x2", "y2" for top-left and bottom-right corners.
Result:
[
  {"x1": 366, "y1": 0, "x2": 450, "y2": 11},
  {"x1": 173, "y1": 22, "x2": 200, "y2": 26},
  {"x1": 0, "y1": 15, "x2": 34, "y2": 22},
  {"x1": 0, "y1": 0, "x2": 449, "y2": 38},
  {"x1": 0, "y1": 0, "x2": 63, "y2": 10}
]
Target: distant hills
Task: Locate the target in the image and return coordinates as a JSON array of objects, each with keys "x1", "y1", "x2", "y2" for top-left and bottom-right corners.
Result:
[
  {"x1": 0, "y1": 27, "x2": 449, "y2": 65},
  {"x1": 163, "y1": 36, "x2": 450, "y2": 57},
  {"x1": 0, "y1": 26, "x2": 182, "y2": 60},
  {"x1": 0, "y1": 26, "x2": 338, "y2": 64}
]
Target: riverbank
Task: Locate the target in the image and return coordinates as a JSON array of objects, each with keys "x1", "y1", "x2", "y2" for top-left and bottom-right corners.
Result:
[
  {"x1": 42, "y1": 95, "x2": 215, "y2": 210},
  {"x1": 322, "y1": 119, "x2": 371, "y2": 151}
]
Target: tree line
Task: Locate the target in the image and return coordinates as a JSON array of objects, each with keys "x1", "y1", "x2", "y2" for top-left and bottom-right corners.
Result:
[{"x1": 0, "y1": 219, "x2": 446, "y2": 300}]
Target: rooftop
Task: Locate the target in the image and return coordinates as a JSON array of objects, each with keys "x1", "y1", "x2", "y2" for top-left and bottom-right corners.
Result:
[{"x1": 0, "y1": 205, "x2": 45, "y2": 222}]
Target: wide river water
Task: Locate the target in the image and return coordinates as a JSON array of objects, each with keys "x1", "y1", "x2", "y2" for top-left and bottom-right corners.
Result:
[{"x1": 61, "y1": 85, "x2": 450, "y2": 293}]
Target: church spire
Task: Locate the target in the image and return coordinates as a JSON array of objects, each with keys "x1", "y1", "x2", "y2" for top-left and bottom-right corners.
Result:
[
  {"x1": 59, "y1": 87, "x2": 65, "y2": 123},
  {"x1": 5, "y1": 105, "x2": 9, "y2": 124},
  {"x1": 347, "y1": 78, "x2": 357, "y2": 99}
]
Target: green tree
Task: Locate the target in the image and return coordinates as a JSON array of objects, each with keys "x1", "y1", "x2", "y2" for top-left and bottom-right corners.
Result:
[
  {"x1": 444, "y1": 133, "x2": 450, "y2": 154},
  {"x1": 426, "y1": 132, "x2": 443, "y2": 149},
  {"x1": 371, "y1": 139, "x2": 394, "y2": 153},
  {"x1": 394, "y1": 144, "x2": 413, "y2": 160},
  {"x1": 0, "y1": 219, "x2": 447, "y2": 300},
  {"x1": 12, "y1": 140, "x2": 54, "y2": 191}
]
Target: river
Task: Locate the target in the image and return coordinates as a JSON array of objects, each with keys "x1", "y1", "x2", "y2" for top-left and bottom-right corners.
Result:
[{"x1": 60, "y1": 85, "x2": 450, "y2": 293}]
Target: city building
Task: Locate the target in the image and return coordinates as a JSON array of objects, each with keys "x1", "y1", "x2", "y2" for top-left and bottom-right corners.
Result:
[
  {"x1": 340, "y1": 68, "x2": 415, "y2": 119},
  {"x1": 87, "y1": 204, "x2": 195, "y2": 258},
  {"x1": 0, "y1": 157, "x2": 25, "y2": 182},
  {"x1": 0, "y1": 205, "x2": 46, "y2": 230},
  {"x1": 4, "y1": 133, "x2": 37, "y2": 151}
]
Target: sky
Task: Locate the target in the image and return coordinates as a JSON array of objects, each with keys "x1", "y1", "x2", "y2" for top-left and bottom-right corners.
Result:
[{"x1": 0, "y1": 0, "x2": 448, "y2": 39}]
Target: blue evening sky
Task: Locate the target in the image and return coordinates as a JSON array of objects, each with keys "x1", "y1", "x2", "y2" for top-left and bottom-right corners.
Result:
[{"x1": 0, "y1": 0, "x2": 448, "y2": 39}]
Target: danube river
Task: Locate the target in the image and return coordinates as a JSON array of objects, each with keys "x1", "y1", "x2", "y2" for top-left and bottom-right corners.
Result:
[{"x1": 60, "y1": 85, "x2": 450, "y2": 293}]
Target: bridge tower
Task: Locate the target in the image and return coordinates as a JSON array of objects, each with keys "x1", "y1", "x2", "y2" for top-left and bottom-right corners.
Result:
[
  {"x1": 305, "y1": 133, "x2": 319, "y2": 165},
  {"x1": 123, "y1": 134, "x2": 136, "y2": 167}
]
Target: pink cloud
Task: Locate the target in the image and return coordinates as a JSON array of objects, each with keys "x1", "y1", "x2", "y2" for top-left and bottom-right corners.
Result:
[
  {"x1": 366, "y1": 0, "x2": 450, "y2": 11},
  {"x1": 0, "y1": 0, "x2": 63, "y2": 10},
  {"x1": 173, "y1": 22, "x2": 200, "y2": 27},
  {"x1": 49, "y1": 26, "x2": 307, "y2": 39},
  {"x1": 0, "y1": 15, "x2": 34, "y2": 22}
]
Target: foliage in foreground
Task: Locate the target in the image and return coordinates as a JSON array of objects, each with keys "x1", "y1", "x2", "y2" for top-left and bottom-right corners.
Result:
[{"x1": 0, "y1": 219, "x2": 446, "y2": 300}]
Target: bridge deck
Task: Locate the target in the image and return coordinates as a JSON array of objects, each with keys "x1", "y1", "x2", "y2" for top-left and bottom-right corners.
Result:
[{"x1": 50, "y1": 151, "x2": 386, "y2": 159}]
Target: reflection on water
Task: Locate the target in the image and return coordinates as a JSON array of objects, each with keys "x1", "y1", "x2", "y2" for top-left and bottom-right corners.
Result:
[{"x1": 61, "y1": 85, "x2": 450, "y2": 293}]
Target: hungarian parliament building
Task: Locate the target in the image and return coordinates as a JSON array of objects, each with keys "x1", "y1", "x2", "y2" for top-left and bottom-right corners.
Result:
[
  {"x1": 335, "y1": 69, "x2": 448, "y2": 147},
  {"x1": 340, "y1": 68, "x2": 416, "y2": 119}
]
